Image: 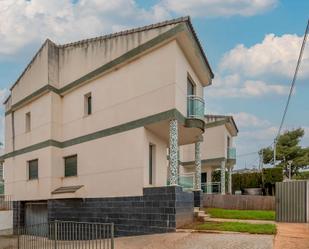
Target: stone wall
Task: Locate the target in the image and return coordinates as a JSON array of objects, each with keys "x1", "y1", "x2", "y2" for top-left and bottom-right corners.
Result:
[
  {"x1": 203, "y1": 194, "x2": 275, "y2": 211},
  {"x1": 47, "y1": 186, "x2": 193, "y2": 236}
]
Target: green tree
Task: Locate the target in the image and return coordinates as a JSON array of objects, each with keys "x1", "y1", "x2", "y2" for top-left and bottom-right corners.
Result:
[{"x1": 261, "y1": 128, "x2": 309, "y2": 177}]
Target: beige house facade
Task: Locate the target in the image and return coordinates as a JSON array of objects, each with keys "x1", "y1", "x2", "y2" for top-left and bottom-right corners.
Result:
[
  {"x1": 2, "y1": 17, "x2": 213, "y2": 235},
  {"x1": 0, "y1": 17, "x2": 237, "y2": 236}
]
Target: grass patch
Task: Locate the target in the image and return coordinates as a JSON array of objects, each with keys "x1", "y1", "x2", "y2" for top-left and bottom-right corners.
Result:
[
  {"x1": 205, "y1": 208, "x2": 275, "y2": 221},
  {"x1": 195, "y1": 221, "x2": 276, "y2": 235}
]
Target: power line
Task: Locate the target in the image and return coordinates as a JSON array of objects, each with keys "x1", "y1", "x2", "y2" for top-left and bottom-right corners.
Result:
[
  {"x1": 273, "y1": 19, "x2": 309, "y2": 166},
  {"x1": 276, "y1": 19, "x2": 309, "y2": 139}
]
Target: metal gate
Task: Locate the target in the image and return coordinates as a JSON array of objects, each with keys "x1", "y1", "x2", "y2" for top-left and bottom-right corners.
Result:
[
  {"x1": 276, "y1": 180, "x2": 309, "y2": 222},
  {"x1": 6, "y1": 221, "x2": 114, "y2": 249}
]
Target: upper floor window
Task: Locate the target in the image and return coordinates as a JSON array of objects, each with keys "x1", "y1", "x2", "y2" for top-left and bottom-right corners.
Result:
[
  {"x1": 64, "y1": 155, "x2": 77, "y2": 177},
  {"x1": 187, "y1": 77, "x2": 195, "y2": 96},
  {"x1": 227, "y1": 136, "x2": 231, "y2": 148},
  {"x1": 0, "y1": 164, "x2": 3, "y2": 180},
  {"x1": 28, "y1": 159, "x2": 38, "y2": 180},
  {"x1": 25, "y1": 112, "x2": 31, "y2": 132},
  {"x1": 84, "y1": 93, "x2": 92, "y2": 116}
]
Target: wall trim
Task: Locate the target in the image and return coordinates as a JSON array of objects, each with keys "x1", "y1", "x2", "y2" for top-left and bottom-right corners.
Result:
[{"x1": 1, "y1": 108, "x2": 204, "y2": 160}]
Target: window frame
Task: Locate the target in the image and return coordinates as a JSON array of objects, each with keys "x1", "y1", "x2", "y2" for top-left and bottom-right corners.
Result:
[
  {"x1": 28, "y1": 159, "x2": 38, "y2": 180},
  {"x1": 149, "y1": 144, "x2": 155, "y2": 185},
  {"x1": 84, "y1": 93, "x2": 92, "y2": 116},
  {"x1": 25, "y1": 112, "x2": 31, "y2": 132},
  {"x1": 64, "y1": 154, "x2": 78, "y2": 177}
]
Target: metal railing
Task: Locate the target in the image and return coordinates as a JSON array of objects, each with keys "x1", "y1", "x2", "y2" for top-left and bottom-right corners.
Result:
[
  {"x1": 201, "y1": 182, "x2": 221, "y2": 194},
  {"x1": 227, "y1": 147, "x2": 236, "y2": 160},
  {"x1": 0, "y1": 195, "x2": 12, "y2": 210},
  {"x1": 0, "y1": 221, "x2": 114, "y2": 249},
  {"x1": 179, "y1": 173, "x2": 195, "y2": 190},
  {"x1": 187, "y1": 95, "x2": 205, "y2": 120}
]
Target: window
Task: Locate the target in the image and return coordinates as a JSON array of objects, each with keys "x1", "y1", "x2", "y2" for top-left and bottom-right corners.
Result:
[
  {"x1": 25, "y1": 112, "x2": 31, "y2": 132},
  {"x1": 28, "y1": 159, "x2": 38, "y2": 180},
  {"x1": 187, "y1": 77, "x2": 195, "y2": 96},
  {"x1": 149, "y1": 144, "x2": 155, "y2": 185},
  {"x1": 0, "y1": 164, "x2": 3, "y2": 181},
  {"x1": 84, "y1": 93, "x2": 92, "y2": 115},
  {"x1": 64, "y1": 155, "x2": 77, "y2": 177}
]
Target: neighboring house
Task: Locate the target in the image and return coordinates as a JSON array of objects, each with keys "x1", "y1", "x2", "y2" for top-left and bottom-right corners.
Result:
[
  {"x1": 180, "y1": 115, "x2": 238, "y2": 194},
  {"x1": 1, "y1": 17, "x2": 215, "y2": 236}
]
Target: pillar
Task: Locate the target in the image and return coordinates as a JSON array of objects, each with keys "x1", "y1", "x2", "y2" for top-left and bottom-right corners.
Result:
[
  {"x1": 206, "y1": 168, "x2": 212, "y2": 194},
  {"x1": 228, "y1": 166, "x2": 232, "y2": 194},
  {"x1": 194, "y1": 141, "x2": 201, "y2": 190},
  {"x1": 220, "y1": 160, "x2": 226, "y2": 195},
  {"x1": 169, "y1": 119, "x2": 178, "y2": 185}
]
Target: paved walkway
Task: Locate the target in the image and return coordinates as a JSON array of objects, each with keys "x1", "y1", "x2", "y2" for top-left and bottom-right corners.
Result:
[
  {"x1": 116, "y1": 232, "x2": 274, "y2": 249},
  {"x1": 207, "y1": 218, "x2": 275, "y2": 224},
  {"x1": 274, "y1": 223, "x2": 309, "y2": 249}
]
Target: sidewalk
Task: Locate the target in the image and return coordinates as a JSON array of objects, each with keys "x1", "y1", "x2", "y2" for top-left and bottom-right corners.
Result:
[{"x1": 274, "y1": 223, "x2": 309, "y2": 249}]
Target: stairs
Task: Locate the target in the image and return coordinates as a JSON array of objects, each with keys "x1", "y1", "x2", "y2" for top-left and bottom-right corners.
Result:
[{"x1": 194, "y1": 208, "x2": 211, "y2": 222}]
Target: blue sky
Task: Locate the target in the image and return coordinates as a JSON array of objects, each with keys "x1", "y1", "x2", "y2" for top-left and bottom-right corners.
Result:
[{"x1": 0, "y1": 0, "x2": 308, "y2": 169}]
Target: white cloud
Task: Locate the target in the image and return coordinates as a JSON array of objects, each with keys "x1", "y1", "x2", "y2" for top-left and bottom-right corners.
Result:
[
  {"x1": 0, "y1": 0, "x2": 169, "y2": 55},
  {"x1": 206, "y1": 73, "x2": 290, "y2": 97},
  {"x1": 158, "y1": 0, "x2": 278, "y2": 18},
  {"x1": 241, "y1": 126, "x2": 277, "y2": 140},
  {"x1": 0, "y1": 0, "x2": 280, "y2": 56},
  {"x1": 230, "y1": 112, "x2": 270, "y2": 128},
  {"x1": 220, "y1": 33, "x2": 309, "y2": 79}
]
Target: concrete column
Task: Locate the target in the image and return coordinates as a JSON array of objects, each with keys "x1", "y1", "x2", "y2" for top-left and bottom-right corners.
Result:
[
  {"x1": 228, "y1": 166, "x2": 233, "y2": 194},
  {"x1": 206, "y1": 168, "x2": 212, "y2": 194},
  {"x1": 220, "y1": 160, "x2": 226, "y2": 195},
  {"x1": 194, "y1": 141, "x2": 201, "y2": 190},
  {"x1": 169, "y1": 119, "x2": 178, "y2": 185}
]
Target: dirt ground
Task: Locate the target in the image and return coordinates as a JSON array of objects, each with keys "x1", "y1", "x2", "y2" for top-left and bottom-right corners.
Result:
[{"x1": 274, "y1": 223, "x2": 309, "y2": 249}]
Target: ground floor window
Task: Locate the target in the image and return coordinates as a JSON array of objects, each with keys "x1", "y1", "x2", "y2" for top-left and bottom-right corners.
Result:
[
  {"x1": 64, "y1": 155, "x2": 77, "y2": 177},
  {"x1": 149, "y1": 144, "x2": 155, "y2": 185}
]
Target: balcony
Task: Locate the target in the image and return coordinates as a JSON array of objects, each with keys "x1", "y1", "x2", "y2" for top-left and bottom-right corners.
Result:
[
  {"x1": 227, "y1": 147, "x2": 236, "y2": 160},
  {"x1": 187, "y1": 95, "x2": 205, "y2": 120}
]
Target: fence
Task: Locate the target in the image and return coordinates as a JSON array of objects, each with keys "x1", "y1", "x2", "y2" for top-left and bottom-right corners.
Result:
[
  {"x1": 0, "y1": 195, "x2": 12, "y2": 210},
  {"x1": 276, "y1": 180, "x2": 309, "y2": 223},
  {"x1": 203, "y1": 194, "x2": 275, "y2": 210},
  {"x1": 0, "y1": 221, "x2": 114, "y2": 249}
]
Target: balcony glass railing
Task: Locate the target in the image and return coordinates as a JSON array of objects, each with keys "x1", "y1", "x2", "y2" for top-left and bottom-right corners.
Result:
[
  {"x1": 227, "y1": 147, "x2": 236, "y2": 160},
  {"x1": 187, "y1": 95, "x2": 205, "y2": 120}
]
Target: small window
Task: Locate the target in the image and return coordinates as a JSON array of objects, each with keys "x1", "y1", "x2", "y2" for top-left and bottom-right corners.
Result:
[
  {"x1": 0, "y1": 164, "x2": 3, "y2": 180},
  {"x1": 149, "y1": 144, "x2": 155, "y2": 185},
  {"x1": 84, "y1": 93, "x2": 92, "y2": 115},
  {"x1": 28, "y1": 159, "x2": 38, "y2": 180},
  {"x1": 64, "y1": 155, "x2": 77, "y2": 177},
  {"x1": 187, "y1": 77, "x2": 195, "y2": 96},
  {"x1": 25, "y1": 112, "x2": 31, "y2": 132}
]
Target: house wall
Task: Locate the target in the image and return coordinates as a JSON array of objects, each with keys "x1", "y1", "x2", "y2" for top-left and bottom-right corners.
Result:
[
  {"x1": 0, "y1": 210, "x2": 13, "y2": 233},
  {"x1": 181, "y1": 124, "x2": 234, "y2": 163},
  {"x1": 4, "y1": 39, "x2": 204, "y2": 201},
  {"x1": 10, "y1": 45, "x2": 49, "y2": 105},
  {"x1": 58, "y1": 24, "x2": 179, "y2": 88}
]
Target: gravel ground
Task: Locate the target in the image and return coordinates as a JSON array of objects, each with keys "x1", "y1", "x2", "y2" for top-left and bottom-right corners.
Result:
[{"x1": 116, "y1": 232, "x2": 274, "y2": 249}]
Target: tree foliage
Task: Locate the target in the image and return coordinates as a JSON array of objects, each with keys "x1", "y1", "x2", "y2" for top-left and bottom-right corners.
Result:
[{"x1": 261, "y1": 128, "x2": 309, "y2": 177}]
